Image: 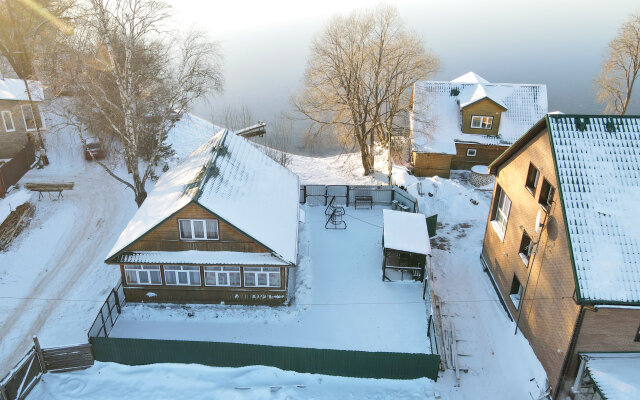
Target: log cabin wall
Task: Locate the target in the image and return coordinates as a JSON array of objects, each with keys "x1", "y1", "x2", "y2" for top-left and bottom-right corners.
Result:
[
  {"x1": 0, "y1": 99, "x2": 31, "y2": 159},
  {"x1": 481, "y1": 128, "x2": 581, "y2": 393},
  {"x1": 450, "y1": 143, "x2": 507, "y2": 171},
  {"x1": 126, "y1": 202, "x2": 270, "y2": 253},
  {"x1": 411, "y1": 152, "x2": 451, "y2": 178}
]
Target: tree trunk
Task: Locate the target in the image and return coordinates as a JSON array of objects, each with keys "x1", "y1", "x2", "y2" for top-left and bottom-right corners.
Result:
[
  {"x1": 132, "y1": 170, "x2": 147, "y2": 207},
  {"x1": 358, "y1": 140, "x2": 374, "y2": 176}
]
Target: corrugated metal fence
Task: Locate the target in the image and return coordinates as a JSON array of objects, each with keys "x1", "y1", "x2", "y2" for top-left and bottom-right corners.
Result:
[
  {"x1": 300, "y1": 184, "x2": 419, "y2": 212},
  {"x1": 90, "y1": 337, "x2": 440, "y2": 381},
  {"x1": 0, "y1": 141, "x2": 35, "y2": 198}
]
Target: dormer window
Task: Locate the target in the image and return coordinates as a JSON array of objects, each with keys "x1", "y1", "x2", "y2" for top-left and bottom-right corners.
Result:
[{"x1": 471, "y1": 116, "x2": 493, "y2": 129}]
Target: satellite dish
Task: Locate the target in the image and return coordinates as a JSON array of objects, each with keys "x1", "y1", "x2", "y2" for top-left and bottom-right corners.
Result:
[{"x1": 535, "y1": 209, "x2": 542, "y2": 232}]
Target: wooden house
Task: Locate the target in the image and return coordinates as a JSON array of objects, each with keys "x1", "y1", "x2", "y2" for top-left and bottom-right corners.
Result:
[
  {"x1": 480, "y1": 114, "x2": 640, "y2": 399},
  {"x1": 105, "y1": 128, "x2": 300, "y2": 305},
  {"x1": 410, "y1": 72, "x2": 547, "y2": 177},
  {"x1": 0, "y1": 78, "x2": 44, "y2": 196}
]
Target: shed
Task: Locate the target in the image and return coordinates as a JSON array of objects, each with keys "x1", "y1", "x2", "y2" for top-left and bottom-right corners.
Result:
[{"x1": 382, "y1": 209, "x2": 431, "y2": 282}]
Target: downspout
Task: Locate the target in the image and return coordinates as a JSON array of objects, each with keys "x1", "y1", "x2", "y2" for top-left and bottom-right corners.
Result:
[{"x1": 553, "y1": 304, "x2": 585, "y2": 400}]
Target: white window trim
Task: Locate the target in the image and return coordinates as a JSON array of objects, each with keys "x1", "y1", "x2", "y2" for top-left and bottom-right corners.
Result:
[
  {"x1": 491, "y1": 187, "x2": 511, "y2": 241},
  {"x1": 21, "y1": 104, "x2": 45, "y2": 132},
  {"x1": 1, "y1": 111, "x2": 15, "y2": 132},
  {"x1": 204, "y1": 266, "x2": 241, "y2": 287},
  {"x1": 243, "y1": 267, "x2": 281, "y2": 288},
  {"x1": 164, "y1": 265, "x2": 202, "y2": 286},
  {"x1": 124, "y1": 265, "x2": 162, "y2": 285},
  {"x1": 471, "y1": 115, "x2": 493, "y2": 130},
  {"x1": 466, "y1": 149, "x2": 477, "y2": 157},
  {"x1": 178, "y1": 218, "x2": 219, "y2": 241}
]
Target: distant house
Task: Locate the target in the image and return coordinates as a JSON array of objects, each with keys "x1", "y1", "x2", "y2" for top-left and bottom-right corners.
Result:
[
  {"x1": 105, "y1": 128, "x2": 300, "y2": 305},
  {"x1": 410, "y1": 72, "x2": 547, "y2": 177},
  {"x1": 480, "y1": 114, "x2": 640, "y2": 399},
  {"x1": 0, "y1": 78, "x2": 45, "y2": 196}
]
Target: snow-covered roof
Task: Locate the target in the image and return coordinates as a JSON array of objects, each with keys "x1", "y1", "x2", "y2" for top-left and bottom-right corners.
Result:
[
  {"x1": 383, "y1": 209, "x2": 431, "y2": 255},
  {"x1": 106, "y1": 128, "x2": 300, "y2": 265},
  {"x1": 166, "y1": 113, "x2": 224, "y2": 159},
  {"x1": 115, "y1": 251, "x2": 289, "y2": 266},
  {"x1": 0, "y1": 78, "x2": 44, "y2": 101},
  {"x1": 412, "y1": 73, "x2": 547, "y2": 155},
  {"x1": 451, "y1": 72, "x2": 489, "y2": 84},
  {"x1": 583, "y1": 353, "x2": 640, "y2": 400},
  {"x1": 547, "y1": 115, "x2": 640, "y2": 304}
]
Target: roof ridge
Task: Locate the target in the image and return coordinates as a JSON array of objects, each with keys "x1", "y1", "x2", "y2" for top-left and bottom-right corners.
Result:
[{"x1": 195, "y1": 128, "x2": 229, "y2": 201}]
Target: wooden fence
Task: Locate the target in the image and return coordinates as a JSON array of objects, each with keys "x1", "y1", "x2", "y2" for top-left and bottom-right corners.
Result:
[
  {"x1": 0, "y1": 337, "x2": 94, "y2": 400},
  {"x1": 299, "y1": 184, "x2": 419, "y2": 212}
]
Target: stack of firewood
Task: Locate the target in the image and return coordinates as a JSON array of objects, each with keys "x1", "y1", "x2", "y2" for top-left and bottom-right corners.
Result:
[{"x1": 0, "y1": 202, "x2": 35, "y2": 250}]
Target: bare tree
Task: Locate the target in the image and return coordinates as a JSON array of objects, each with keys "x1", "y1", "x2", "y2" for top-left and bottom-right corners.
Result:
[
  {"x1": 0, "y1": 0, "x2": 75, "y2": 162},
  {"x1": 293, "y1": 5, "x2": 438, "y2": 176},
  {"x1": 49, "y1": 0, "x2": 222, "y2": 206},
  {"x1": 595, "y1": 13, "x2": 640, "y2": 115}
]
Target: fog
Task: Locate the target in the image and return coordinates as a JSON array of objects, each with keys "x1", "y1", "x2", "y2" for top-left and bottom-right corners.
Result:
[{"x1": 171, "y1": 0, "x2": 640, "y2": 153}]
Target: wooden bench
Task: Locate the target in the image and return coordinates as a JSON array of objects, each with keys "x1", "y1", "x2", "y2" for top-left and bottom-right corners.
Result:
[
  {"x1": 24, "y1": 182, "x2": 74, "y2": 200},
  {"x1": 354, "y1": 195, "x2": 373, "y2": 209}
]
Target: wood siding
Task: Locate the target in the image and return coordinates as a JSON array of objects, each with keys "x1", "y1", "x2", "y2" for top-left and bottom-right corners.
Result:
[
  {"x1": 121, "y1": 266, "x2": 288, "y2": 305},
  {"x1": 481, "y1": 128, "x2": 581, "y2": 393},
  {"x1": 460, "y1": 98, "x2": 503, "y2": 136},
  {"x1": 412, "y1": 152, "x2": 451, "y2": 178},
  {"x1": 450, "y1": 143, "x2": 507, "y2": 171},
  {"x1": 125, "y1": 202, "x2": 270, "y2": 253},
  {"x1": 0, "y1": 99, "x2": 31, "y2": 159}
]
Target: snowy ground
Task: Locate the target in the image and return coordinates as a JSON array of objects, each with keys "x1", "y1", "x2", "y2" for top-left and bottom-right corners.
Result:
[
  {"x1": 394, "y1": 170, "x2": 549, "y2": 399},
  {"x1": 27, "y1": 362, "x2": 438, "y2": 400},
  {"x1": 0, "y1": 123, "x2": 137, "y2": 373},
  {"x1": 110, "y1": 206, "x2": 431, "y2": 354}
]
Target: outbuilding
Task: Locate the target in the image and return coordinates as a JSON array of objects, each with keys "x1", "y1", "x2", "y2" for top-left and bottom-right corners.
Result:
[{"x1": 382, "y1": 209, "x2": 431, "y2": 282}]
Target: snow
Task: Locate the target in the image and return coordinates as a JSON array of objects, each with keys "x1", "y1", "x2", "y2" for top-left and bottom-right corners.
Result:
[
  {"x1": 470, "y1": 165, "x2": 489, "y2": 174},
  {"x1": 450, "y1": 71, "x2": 490, "y2": 84},
  {"x1": 116, "y1": 250, "x2": 289, "y2": 265},
  {"x1": 584, "y1": 353, "x2": 640, "y2": 400},
  {"x1": 383, "y1": 209, "x2": 430, "y2": 255},
  {"x1": 109, "y1": 206, "x2": 431, "y2": 354},
  {"x1": 166, "y1": 113, "x2": 224, "y2": 159},
  {"x1": 548, "y1": 115, "x2": 640, "y2": 303},
  {"x1": 0, "y1": 78, "x2": 44, "y2": 102},
  {"x1": 287, "y1": 151, "x2": 388, "y2": 185},
  {"x1": 412, "y1": 74, "x2": 548, "y2": 155},
  {"x1": 26, "y1": 362, "x2": 439, "y2": 400},
  {"x1": 0, "y1": 189, "x2": 31, "y2": 226},
  {"x1": 107, "y1": 126, "x2": 300, "y2": 265}
]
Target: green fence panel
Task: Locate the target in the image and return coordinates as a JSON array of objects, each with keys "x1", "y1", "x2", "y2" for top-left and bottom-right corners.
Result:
[
  {"x1": 90, "y1": 337, "x2": 440, "y2": 381},
  {"x1": 426, "y1": 214, "x2": 438, "y2": 238}
]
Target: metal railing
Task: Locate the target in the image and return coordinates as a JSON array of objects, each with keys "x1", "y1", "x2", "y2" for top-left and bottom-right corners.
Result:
[
  {"x1": 300, "y1": 184, "x2": 418, "y2": 213},
  {"x1": 88, "y1": 283, "x2": 125, "y2": 338}
]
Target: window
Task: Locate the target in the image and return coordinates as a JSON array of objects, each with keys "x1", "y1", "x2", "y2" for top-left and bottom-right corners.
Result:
[
  {"x1": 21, "y1": 104, "x2": 45, "y2": 131},
  {"x1": 538, "y1": 179, "x2": 555, "y2": 211},
  {"x1": 510, "y1": 275, "x2": 523, "y2": 309},
  {"x1": 519, "y1": 231, "x2": 533, "y2": 266},
  {"x1": 243, "y1": 267, "x2": 281, "y2": 287},
  {"x1": 204, "y1": 266, "x2": 241, "y2": 287},
  {"x1": 124, "y1": 265, "x2": 161, "y2": 285},
  {"x1": 1, "y1": 111, "x2": 15, "y2": 132},
  {"x1": 471, "y1": 115, "x2": 493, "y2": 129},
  {"x1": 164, "y1": 265, "x2": 202, "y2": 286},
  {"x1": 525, "y1": 163, "x2": 539, "y2": 195},
  {"x1": 178, "y1": 219, "x2": 219, "y2": 240},
  {"x1": 491, "y1": 185, "x2": 511, "y2": 240},
  {"x1": 466, "y1": 149, "x2": 477, "y2": 157},
  {"x1": 635, "y1": 323, "x2": 640, "y2": 342}
]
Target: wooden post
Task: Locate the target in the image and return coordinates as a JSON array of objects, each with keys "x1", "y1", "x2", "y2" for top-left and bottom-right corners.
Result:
[
  {"x1": 33, "y1": 336, "x2": 47, "y2": 373},
  {"x1": 0, "y1": 383, "x2": 9, "y2": 400}
]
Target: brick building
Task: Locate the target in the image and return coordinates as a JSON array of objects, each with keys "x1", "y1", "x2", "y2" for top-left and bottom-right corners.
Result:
[{"x1": 481, "y1": 114, "x2": 640, "y2": 399}]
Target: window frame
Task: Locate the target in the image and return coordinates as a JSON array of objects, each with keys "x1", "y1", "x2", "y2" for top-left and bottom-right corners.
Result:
[
  {"x1": 519, "y1": 231, "x2": 533, "y2": 266},
  {"x1": 123, "y1": 265, "x2": 162, "y2": 286},
  {"x1": 204, "y1": 266, "x2": 241, "y2": 287},
  {"x1": 471, "y1": 115, "x2": 493, "y2": 130},
  {"x1": 243, "y1": 267, "x2": 282, "y2": 288},
  {"x1": 510, "y1": 275, "x2": 523, "y2": 309},
  {"x1": 538, "y1": 179, "x2": 555, "y2": 211},
  {"x1": 163, "y1": 265, "x2": 202, "y2": 286},
  {"x1": 635, "y1": 323, "x2": 640, "y2": 342},
  {"x1": 1, "y1": 110, "x2": 15, "y2": 132},
  {"x1": 490, "y1": 185, "x2": 511, "y2": 241},
  {"x1": 466, "y1": 149, "x2": 477, "y2": 157},
  {"x1": 20, "y1": 104, "x2": 45, "y2": 131},
  {"x1": 178, "y1": 218, "x2": 220, "y2": 241},
  {"x1": 525, "y1": 163, "x2": 539, "y2": 196}
]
